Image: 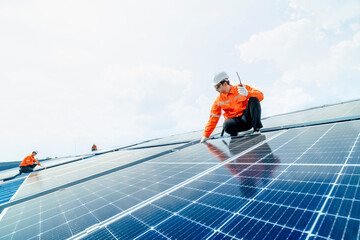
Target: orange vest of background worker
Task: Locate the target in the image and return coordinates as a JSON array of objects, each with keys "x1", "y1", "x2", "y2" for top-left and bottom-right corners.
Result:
[
  {"x1": 19, "y1": 151, "x2": 40, "y2": 174},
  {"x1": 92, "y1": 144, "x2": 97, "y2": 151},
  {"x1": 200, "y1": 72, "x2": 264, "y2": 143}
]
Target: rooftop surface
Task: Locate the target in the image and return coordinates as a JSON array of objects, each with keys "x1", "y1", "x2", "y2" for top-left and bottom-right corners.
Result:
[{"x1": 0, "y1": 99, "x2": 359, "y2": 240}]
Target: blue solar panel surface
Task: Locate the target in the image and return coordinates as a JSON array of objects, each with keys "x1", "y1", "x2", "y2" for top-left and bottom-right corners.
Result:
[
  {"x1": 73, "y1": 121, "x2": 360, "y2": 240},
  {"x1": 0, "y1": 99, "x2": 359, "y2": 240},
  {"x1": 0, "y1": 179, "x2": 25, "y2": 205},
  {"x1": 8, "y1": 144, "x2": 186, "y2": 200}
]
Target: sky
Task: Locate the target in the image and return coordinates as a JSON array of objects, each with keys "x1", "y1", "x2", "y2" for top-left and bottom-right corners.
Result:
[{"x1": 0, "y1": 0, "x2": 359, "y2": 162}]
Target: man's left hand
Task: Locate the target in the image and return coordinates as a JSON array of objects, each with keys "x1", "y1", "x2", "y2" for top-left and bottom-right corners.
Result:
[
  {"x1": 237, "y1": 85, "x2": 248, "y2": 96},
  {"x1": 200, "y1": 136, "x2": 208, "y2": 143}
]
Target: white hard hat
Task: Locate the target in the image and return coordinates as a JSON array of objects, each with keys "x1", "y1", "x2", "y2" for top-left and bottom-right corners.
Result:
[{"x1": 213, "y1": 72, "x2": 229, "y2": 86}]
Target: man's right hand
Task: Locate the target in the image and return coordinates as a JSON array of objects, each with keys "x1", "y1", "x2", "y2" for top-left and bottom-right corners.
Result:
[
  {"x1": 200, "y1": 136, "x2": 208, "y2": 143},
  {"x1": 237, "y1": 85, "x2": 248, "y2": 96}
]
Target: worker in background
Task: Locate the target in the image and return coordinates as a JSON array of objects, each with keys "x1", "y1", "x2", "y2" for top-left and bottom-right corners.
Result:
[
  {"x1": 19, "y1": 151, "x2": 41, "y2": 174},
  {"x1": 200, "y1": 72, "x2": 264, "y2": 143},
  {"x1": 92, "y1": 144, "x2": 97, "y2": 152}
]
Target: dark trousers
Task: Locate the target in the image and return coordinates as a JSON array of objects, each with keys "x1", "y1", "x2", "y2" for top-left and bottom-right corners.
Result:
[
  {"x1": 20, "y1": 164, "x2": 37, "y2": 174},
  {"x1": 223, "y1": 97, "x2": 263, "y2": 136}
]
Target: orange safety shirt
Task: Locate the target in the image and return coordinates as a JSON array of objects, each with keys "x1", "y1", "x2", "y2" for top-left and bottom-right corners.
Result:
[
  {"x1": 203, "y1": 84, "x2": 264, "y2": 138},
  {"x1": 20, "y1": 154, "x2": 39, "y2": 166}
]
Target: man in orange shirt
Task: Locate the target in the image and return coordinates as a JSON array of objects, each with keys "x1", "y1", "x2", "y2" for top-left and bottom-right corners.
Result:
[
  {"x1": 19, "y1": 151, "x2": 41, "y2": 174},
  {"x1": 200, "y1": 72, "x2": 264, "y2": 143},
  {"x1": 91, "y1": 144, "x2": 97, "y2": 152}
]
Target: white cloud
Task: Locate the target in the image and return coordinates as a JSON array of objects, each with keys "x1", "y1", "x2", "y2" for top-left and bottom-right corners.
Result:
[
  {"x1": 101, "y1": 64, "x2": 192, "y2": 103},
  {"x1": 353, "y1": 64, "x2": 360, "y2": 72},
  {"x1": 262, "y1": 85, "x2": 314, "y2": 116},
  {"x1": 285, "y1": 0, "x2": 360, "y2": 33},
  {"x1": 99, "y1": 64, "x2": 211, "y2": 137},
  {"x1": 236, "y1": 19, "x2": 328, "y2": 70},
  {"x1": 0, "y1": 63, "x2": 197, "y2": 160},
  {"x1": 331, "y1": 32, "x2": 360, "y2": 62},
  {"x1": 350, "y1": 23, "x2": 360, "y2": 31},
  {"x1": 236, "y1": 16, "x2": 360, "y2": 114}
]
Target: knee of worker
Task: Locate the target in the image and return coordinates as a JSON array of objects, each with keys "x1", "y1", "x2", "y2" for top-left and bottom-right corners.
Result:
[
  {"x1": 223, "y1": 119, "x2": 238, "y2": 134},
  {"x1": 247, "y1": 97, "x2": 262, "y2": 115},
  {"x1": 248, "y1": 97, "x2": 260, "y2": 106},
  {"x1": 20, "y1": 167, "x2": 33, "y2": 173}
]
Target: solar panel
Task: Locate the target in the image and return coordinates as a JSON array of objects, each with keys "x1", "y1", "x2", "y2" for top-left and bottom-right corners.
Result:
[
  {"x1": 0, "y1": 154, "x2": 219, "y2": 239},
  {"x1": 72, "y1": 121, "x2": 360, "y2": 240},
  {"x1": 0, "y1": 99, "x2": 359, "y2": 240},
  {"x1": 0, "y1": 179, "x2": 25, "y2": 205},
  {"x1": 262, "y1": 99, "x2": 360, "y2": 128},
  {"x1": 9, "y1": 144, "x2": 187, "y2": 201}
]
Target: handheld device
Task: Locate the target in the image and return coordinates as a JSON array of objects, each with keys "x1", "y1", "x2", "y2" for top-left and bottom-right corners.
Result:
[{"x1": 236, "y1": 72, "x2": 243, "y2": 86}]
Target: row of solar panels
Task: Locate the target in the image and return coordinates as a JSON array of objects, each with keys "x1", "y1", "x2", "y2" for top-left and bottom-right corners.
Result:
[
  {"x1": 1, "y1": 98, "x2": 359, "y2": 180},
  {"x1": 0, "y1": 99, "x2": 359, "y2": 240}
]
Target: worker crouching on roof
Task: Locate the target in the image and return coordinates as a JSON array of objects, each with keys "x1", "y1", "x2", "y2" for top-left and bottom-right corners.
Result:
[
  {"x1": 200, "y1": 72, "x2": 264, "y2": 143},
  {"x1": 92, "y1": 144, "x2": 97, "y2": 152},
  {"x1": 19, "y1": 151, "x2": 41, "y2": 174}
]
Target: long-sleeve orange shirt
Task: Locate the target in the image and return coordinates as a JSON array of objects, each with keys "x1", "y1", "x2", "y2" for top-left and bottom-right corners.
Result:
[
  {"x1": 20, "y1": 154, "x2": 40, "y2": 166},
  {"x1": 203, "y1": 84, "x2": 264, "y2": 138}
]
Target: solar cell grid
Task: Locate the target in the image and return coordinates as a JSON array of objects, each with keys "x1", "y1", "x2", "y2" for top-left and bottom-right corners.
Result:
[
  {"x1": 11, "y1": 144, "x2": 186, "y2": 200},
  {"x1": 306, "y1": 132, "x2": 360, "y2": 240},
  {"x1": 75, "y1": 120, "x2": 360, "y2": 240},
  {"x1": 60, "y1": 132, "x2": 282, "y2": 239},
  {"x1": 1, "y1": 103, "x2": 360, "y2": 240},
  {"x1": 0, "y1": 159, "x2": 221, "y2": 240},
  {"x1": 0, "y1": 179, "x2": 25, "y2": 205},
  {"x1": 135, "y1": 230, "x2": 169, "y2": 240}
]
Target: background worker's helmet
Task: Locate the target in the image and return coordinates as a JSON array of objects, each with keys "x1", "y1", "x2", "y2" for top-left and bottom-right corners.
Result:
[
  {"x1": 213, "y1": 72, "x2": 229, "y2": 86},
  {"x1": 32, "y1": 151, "x2": 38, "y2": 154}
]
